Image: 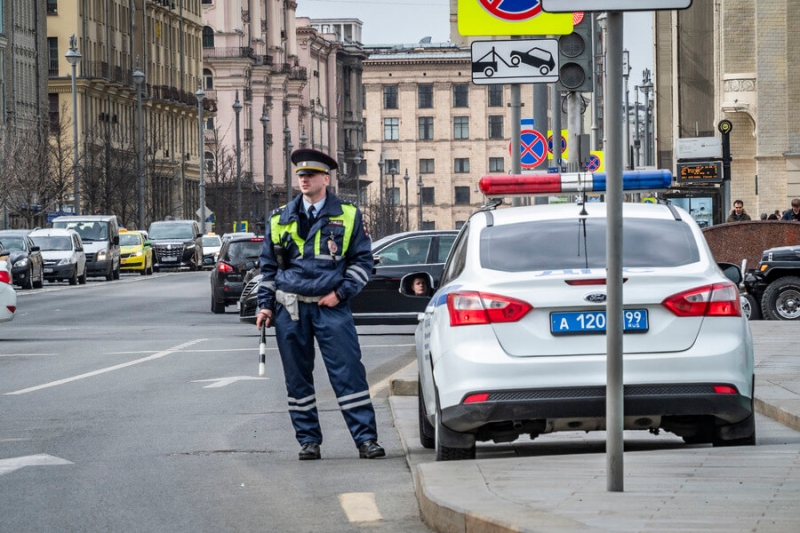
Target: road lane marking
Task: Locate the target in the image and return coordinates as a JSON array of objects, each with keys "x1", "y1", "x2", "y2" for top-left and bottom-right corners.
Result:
[
  {"x1": 4, "y1": 339, "x2": 206, "y2": 396},
  {"x1": 191, "y1": 376, "x2": 269, "y2": 388},
  {"x1": 0, "y1": 454, "x2": 73, "y2": 477},
  {"x1": 338, "y1": 492, "x2": 382, "y2": 523},
  {"x1": 0, "y1": 353, "x2": 58, "y2": 357}
]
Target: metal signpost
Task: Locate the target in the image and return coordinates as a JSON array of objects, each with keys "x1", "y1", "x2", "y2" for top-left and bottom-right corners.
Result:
[{"x1": 542, "y1": 0, "x2": 692, "y2": 492}]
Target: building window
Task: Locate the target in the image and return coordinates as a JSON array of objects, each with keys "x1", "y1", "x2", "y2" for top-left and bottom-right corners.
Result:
[
  {"x1": 454, "y1": 159, "x2": 470, "y2": 173},
  {"x1": 422, "y1": 187, "x2": 435, "y2": 205},
  {"x1": 203, "y1": 68, "x2": 213, "y2": 89},
  {"x1": 418, "y1": 117, "x2": 434, "y2": 141},
  {"x1": 47, "y1": 0, "x2": 58, "y2": 14},
  {"x1": 489, "y1": 157, "x2": 505, "y2": 172},
  {"x1": 418, "y1": 84, "x2": 433, "y2": 108},
  {"x1": 202, "y1": 27, "x2": 214, "y2": 48},
  {"x1": 422, "y1": 221, "x2": 436, "y2": 230},
  {"x1": 489, "y1": 116, "x2": 504, "y2": 139},
  {"x1": 383, "y1": 85, "x2": 398, "y2": 109},
  {"x1": 384, "y1": 159, "x2": 400, "y2": 175},
  {"x1": 384, "y1": 118, "x2": 399, "y2": 140},
  {"x1": 48, "y1": 93, "x2": 60, "y2": 133},
  {"x1": 455, "y1": 186, "x2": 470, "y2": 205},
  {"x1": 362, "y1": 85, "x2": 366, "y2": 109},
  {"x1": 455, "y1": 221, "x2": 466, "y2": 230},
  {"x1": 488, "y1": 85, "x2": 503, "y2": 107},
  {"x1": 204, "y1": 152, "x2": 216, "y2": 172},
  {"x1": 453, "y1": 83, "x2": 469, "y2": 107},
  {"x1": 453, "y1": 116, "x2": 469, "y2": 140},
  {"x1": 419, "y1": 159, "x2": 435, "y2": 174},
  {"x1": 202, "y1": 0, "x2": 213, "y2": 4},
  {"x1": 386, "y1": 187, "x2": 400, "y2": 206},
  {"x1": 48, "y1": 38, "x2": 59, "y2": 77},
  {"x1": 205, "y1": 117, "x2": 215, "y2": 130}
]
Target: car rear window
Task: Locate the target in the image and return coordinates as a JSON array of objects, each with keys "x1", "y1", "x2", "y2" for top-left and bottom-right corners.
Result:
[
  {"x1": 480, "y1": 218, "x2": 700, "y2": 272},
  {"x1": 225, "y1": 240, "x2": 264, "y2": 261}
]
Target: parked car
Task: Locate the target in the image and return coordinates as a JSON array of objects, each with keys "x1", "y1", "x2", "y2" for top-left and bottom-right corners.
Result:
[
  {"x1": 52, "y1": 215, "x2": 120, "y2": 281},
  {"x1": 743, "y1": 246, "x2": 800, "y2": 320},
  {"x1": 210, "y1": 235, "x2": 264, "y2": 313},
  {"x1": 148, "y1": 219, "x2": 203, "y2": 272},
  {"x1": 0, "y1": 246, "x2": 17, "y2": 324},
  {"x1": 202, "y1": 233, "x2": 223, "y2": 268},
  {"x1": 29, "y1": 228, "x2": 87, "y2": 285},
  {"x1": 119, "y1": 230, "x2": 153, "y2": 275},
  {"x1": 0, "y1": 229, "x2": 44, "y2": 289},
  {"x1": 407, "y1": 200, "x2": 755, "y2": 460}
]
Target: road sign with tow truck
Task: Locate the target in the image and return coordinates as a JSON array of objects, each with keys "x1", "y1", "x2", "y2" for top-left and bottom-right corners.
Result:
[{"x1": 471, "y1": 39, "x2": 559, "y2": 85}]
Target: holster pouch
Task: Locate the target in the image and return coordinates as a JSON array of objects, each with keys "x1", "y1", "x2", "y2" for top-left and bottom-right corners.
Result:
[
  {"x1": 273, "y1": 243, "x2": 289, "y2": 270},
  {"x1": 275, "y1": 290, "x2": 300, "y2": 321}
]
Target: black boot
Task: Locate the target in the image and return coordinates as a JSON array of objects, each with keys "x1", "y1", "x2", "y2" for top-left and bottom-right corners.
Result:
[
  {"x1": 299, "y1": 442, "x2": 321, "y2": 460},
  {"x1": 358, "y1": 440, "x2": 385, "y2": 459}
]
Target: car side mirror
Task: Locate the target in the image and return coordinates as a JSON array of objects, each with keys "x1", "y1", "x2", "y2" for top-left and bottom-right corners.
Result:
[
  {"x1": 718, "y1": 262, "x2": 742, "y2": 286},
  {"x1": 399, "y1": 272, "x2": 435, "y2": 298},
  {"x1": 31, "y1": 245, "x2": 41, "y2": 252},
  {"x1": 0, "y1": 250, "x2": 9, "y2": 259},
  {"x1": 113, "y1": 236, "x2": 120, "y2": 245},
  {"x1": 76, "y1": 246, "x2": 84, "y2": 252},
  {"x1": 373, "y1": 255, "x2": 381, "y2": 266},
  {"x1": 144, "y1": 241, "x2": 151, "y2": 247},
  {"x1": 196, "y1": 233, "x2": 202, "y2": 239}
]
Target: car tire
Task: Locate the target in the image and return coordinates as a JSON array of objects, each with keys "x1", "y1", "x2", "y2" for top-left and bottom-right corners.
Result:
[
  {"x1": 741, "y1": 293, "x2": 761, "y2": 320},
  {"x1": 712, "y1": 411, "x2": 756, "y2": 447},
  {"x1": 434, "y1": 397, "x2": 476, "y2": 461},
  {"x1": 761, "y1": 276, "x2": 800, "y2": 320},
  {"x1": 78, "y1": 269, "x2": 87, "y2": 285},
  {"x1": 211, "y1": 296, "x2": 225, "y2": 314},
  {"x1": 113, "y1": 264, "x2": 120, "y2": 280},
  {"x1": 69, "y1": 268, "x2": 78, "y2": 286},
  {"x1": 33, "y1": 268, "x2": 43, "y2": 289},
  {"x1": 23, "y1": 267, "x2": 34, "y2": 290},
  {"x1": 140, "y1": 267, "x2": 147, "y2": 276},
  {"x1": 147, "y1": 262, "x2": 154, "y2": 275},
  {"x1": 539, "y1": 66, "x2": 550, "y2": 76},
  {"x1": 105, "y1": 265, "x2": 113, "y2": 281},
  {"x1": 190, "y1": 252, "x2": 199, "y2": 272},
  {"x1": 418, "y1": 381, "x2": 435, "y2": 449}
]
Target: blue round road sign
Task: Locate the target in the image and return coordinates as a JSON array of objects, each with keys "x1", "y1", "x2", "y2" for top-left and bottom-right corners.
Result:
[
  {"x1": 548, "y1": 134, "x2": 566, "y2": 154},
  {"x1": 479, "y1": 0, "x2": 542, "y2": 21},
  {"x1": 584, "y1": 154, "x2": 601, "y2": 172},
  {"x1": 510, "y1": 129, "x2": 548, "y2": 169}
]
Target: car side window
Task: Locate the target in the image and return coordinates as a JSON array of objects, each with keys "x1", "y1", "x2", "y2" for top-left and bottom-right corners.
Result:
[
  {"x1": 378, "y1": 237, "x2": 433, "y2": 266},
  {"x1": 437, "y1": 235, "x2": 457, "y2": 263},
  {"x1": 441, "y1": 224, "x2": 469, "y2": 285}
]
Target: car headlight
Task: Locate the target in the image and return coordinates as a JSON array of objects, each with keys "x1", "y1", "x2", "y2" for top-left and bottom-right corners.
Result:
[
  {"x1": 57, "y1": 258, "x2": 72, "y2": 265},
  {"x1": 13, "y1": 258, "x2": 28, "y2": 268},
  {"x1": 132, "y1": 251, "x2": 142, "y2": 257},
  {"x1": 97, "y1": 251, "x2": 107, "y2": 261}
]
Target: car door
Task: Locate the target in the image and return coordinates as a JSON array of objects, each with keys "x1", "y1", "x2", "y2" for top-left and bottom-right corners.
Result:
[{"x1": 73, "y1": 234, "x2": 86, "y2": 275}]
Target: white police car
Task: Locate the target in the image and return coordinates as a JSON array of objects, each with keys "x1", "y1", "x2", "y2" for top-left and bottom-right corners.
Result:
[{"x1": 405, "y1": 171, "x2": 756, "y2": 460}]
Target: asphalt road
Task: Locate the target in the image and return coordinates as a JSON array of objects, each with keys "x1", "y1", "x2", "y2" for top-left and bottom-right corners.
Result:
[{"x1": 0, "y1": 272, "x2": 432, "y2": 533}]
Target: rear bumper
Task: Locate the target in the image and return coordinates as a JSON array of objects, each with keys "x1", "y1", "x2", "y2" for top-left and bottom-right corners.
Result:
[{"x1": 213, "y1": 281, "x2": 245, "y2": 304}]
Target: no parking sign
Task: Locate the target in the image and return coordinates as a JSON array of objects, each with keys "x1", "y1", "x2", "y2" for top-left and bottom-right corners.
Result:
[{"x1": 510, "y1": 129, "x2": 548, "y2": 169}]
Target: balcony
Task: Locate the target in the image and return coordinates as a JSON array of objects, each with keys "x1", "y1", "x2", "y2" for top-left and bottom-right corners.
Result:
[
  {"x1": 202, "y1": 47, "x2": 255, "y2": 60},
  {"x1": 721, "y1": 73, "x2": 757, "y2": 127}
]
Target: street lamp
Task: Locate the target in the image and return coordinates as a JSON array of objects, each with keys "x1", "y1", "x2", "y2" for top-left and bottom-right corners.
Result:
[
  {"x1": 417, "y1": 175, "x2": 424, "y2": 230},
  {"x1": 352, "y1": 154, "x2": 362, "y2": 207},
  {"x1": 622, "y1": 49, "x2": 631, "y2": 170},
  {"x1": 260, "y1": 105, "x2": 271, "y2": 227},
  {"x1": 299, "y1": 127, "x2": 307, "y2": 149},
  {"x1": 233, "y1": 91, "x2": 243, "y2": 230},
  {"x1": 284, "y1": 118, "x2": 293, "y2": 204},
  {"x1": 389, "y1": 166, "x2": 397, "y2": 234},
  {"x1": 132, "y1": 59, "x2": 146, "y2": 230},
  {"x1": 403, "y1": 169, "x2": 410, "y2": 232},
  {"x1": 196, "y1": 81, "x2": 206, "y2": 234},
  {"x1": 65, "y1": 35, "x2": 82, "y2": 216},
  {"x1": 377, "y1": 159, "x2": 385, "y2": 217}
]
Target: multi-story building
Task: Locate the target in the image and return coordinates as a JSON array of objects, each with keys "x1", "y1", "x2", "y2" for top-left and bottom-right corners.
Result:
[
  {"x1": 47, "y1": 0, "x2": 205, "y2": 227},
  {"x1": 655, "y1": 0, "x2": 799, "y2": 223},
  {"x1": 361, "y1": 42, "x2": 535, "y2": 233}
]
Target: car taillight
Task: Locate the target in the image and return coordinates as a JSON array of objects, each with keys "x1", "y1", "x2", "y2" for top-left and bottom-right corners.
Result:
[
  {"x1": 217, "y1": 262, "x2": 234, "y2": 274},
  {"x1": 662, "y1": 282, "x2": 741, "y2": 317},
  {"x1": 447, "y1": 291, "x2": 532, "y2": 327},
  {"x1": 6, "y1": 306, "x2": 15, "y2": 313},
  {"x1": 0, "y1": 271, "x2": 11, "y2": 284}
]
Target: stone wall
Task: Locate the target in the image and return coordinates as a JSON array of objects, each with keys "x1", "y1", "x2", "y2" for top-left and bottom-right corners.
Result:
[{"x1": 702, "y1": 220, "x2": 800, "y2": 270}]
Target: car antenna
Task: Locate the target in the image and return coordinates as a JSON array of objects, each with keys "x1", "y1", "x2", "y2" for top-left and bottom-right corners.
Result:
[{"x1": 577, "y1": 171, "x2": 588, "y2": 216}]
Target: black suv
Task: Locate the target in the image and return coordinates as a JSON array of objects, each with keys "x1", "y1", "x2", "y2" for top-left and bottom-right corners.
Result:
[
  {"x1": 147, "y1": 220, "x2": 203, "y2": 272},
  {"x1": 210, "y1": 235, "x2": 264, "y2": 313},
  {"x1": 744, "y1": 244, "x2": 800, "y2": 320},
  {"x1": 0, "y1": 230, "x2": 44, "y2": 289}
]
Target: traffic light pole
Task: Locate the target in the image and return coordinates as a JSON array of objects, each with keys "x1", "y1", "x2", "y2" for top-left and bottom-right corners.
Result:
[
  {"x1": 533, "y1": 82, "x2": 549, "y2": 205},
  {"x1": 511, "y1": 84, "x2": 523, "y2": 207}
]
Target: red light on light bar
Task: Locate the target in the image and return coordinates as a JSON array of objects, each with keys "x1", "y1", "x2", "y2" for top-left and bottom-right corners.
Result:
[
  {"x1": 713, "y1": 385, "x2": 738, "y2": 395},
  {"x1": 479, "y1": 175, "x2": 562, "y2": 196},
  {"x1": 463, "y1": 393, "x2": 490, "y2": 404}
]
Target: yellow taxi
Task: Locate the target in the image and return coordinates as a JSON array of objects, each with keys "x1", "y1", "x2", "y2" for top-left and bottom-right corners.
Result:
[{"x1": 119, "y1": 230, "x2": 153, "y2": 275}]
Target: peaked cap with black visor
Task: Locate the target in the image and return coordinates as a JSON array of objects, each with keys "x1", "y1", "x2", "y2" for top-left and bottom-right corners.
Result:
[{"x1": 291, "y1": 148, "x2": 338, "y2": 176}]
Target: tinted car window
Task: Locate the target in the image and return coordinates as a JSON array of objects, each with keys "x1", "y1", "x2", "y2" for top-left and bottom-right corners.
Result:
[
  {"x1": 437, "y1": 235, "x2": 457, "y2": 263},
  {"x1": 378, "y1": 237, "x2": 432, "y2": 266},
  {"x1": 149, "y1": 224, "x2": 195, "y2": 240},
  {"x1": 31, "y1": 236, "x2": 72, "y2": 251},
  {"x1": 0, "y1": 237, "x2": 25, "y2": 251},
  {"x1": 225, "y1": 240, "x2": 263, "y2": 262},
  {"x1": 119, "y1": 234, "x2": 143, "y2": 246},
  {"x1": 441, "y1": 224, "x2": 469, "y2": 285},
  {"x1": 480, "y1": 218, "x2": 700, "y2": 272}
]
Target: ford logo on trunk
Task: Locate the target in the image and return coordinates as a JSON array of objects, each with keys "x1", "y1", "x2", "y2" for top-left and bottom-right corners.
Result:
[{"x1": 585, "y1": 293, "x2": 607, "y2": 303}]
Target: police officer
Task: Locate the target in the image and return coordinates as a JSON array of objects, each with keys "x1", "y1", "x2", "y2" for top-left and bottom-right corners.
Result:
[{"x1": 255, "y1": 148, "x2": 385, "y2": 461}]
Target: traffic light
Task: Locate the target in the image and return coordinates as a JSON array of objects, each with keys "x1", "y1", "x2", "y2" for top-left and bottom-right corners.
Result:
[{"x1": 557, "y1": 13, "x2": 593, "y2": 93}]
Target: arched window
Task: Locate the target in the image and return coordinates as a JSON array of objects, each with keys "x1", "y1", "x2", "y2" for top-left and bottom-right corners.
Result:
[
  {"x1": 203, "y1": 68, "x2": 213, "y2": 90},
  {"x1": 204, "y1": 151, "x2": 216, "y2": 172},
  {"x1": 202, "y1": 27, "x2": 214, "y2": 49}
]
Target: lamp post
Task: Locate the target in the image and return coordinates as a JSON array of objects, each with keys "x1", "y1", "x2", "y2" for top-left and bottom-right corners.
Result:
[
  {"x1": 65, "y1": 35, "x2": 82, "y2": 216},
  {"x1": 633, "y1": 85, "x2": 641, "y2": 167},
  {"x1": 622, "y1": 50, "x2": 631, "y2": 170},
  {"x1": 377, "y1": 159, "x2": 385, "y2": 228},
  {"x1": 299, "y1": 127, "x2": 307, "y2": 149},
  {"x1": 352, "y1": 154, "x2": 362, "y2": 206},
  {"x1": 196, "y1": 82, "x2": 206, "y2": 234},
  {"x1": 132, "y1": 60, "x2": 146, "y2": 230},
  {"x1": 403, "y1": 169, "x2": 410, "y2": 232},
  {"x1": 284, "y1": 118, "x2": 293, "y2": 204},
  {"x1": 233, "y1": 91, "x2": 243, "y2": 230},
  {"x1": 417, "y1": 175, "x2": 424, "y2": 231},
  {"x1": 389, "y1": 166, "x2": 397, "y2": 234},
  {"x1": 260, "y1": 106, "x2": 271, "y2": 227},
  {"x1": 639, "y1": 70, "x2": 654, "y2": 167}
]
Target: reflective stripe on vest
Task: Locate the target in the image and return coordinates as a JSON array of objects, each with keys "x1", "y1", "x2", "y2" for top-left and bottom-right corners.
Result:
[{"x1": 270, "y1": 203, "x2": 357, "y2": 257}]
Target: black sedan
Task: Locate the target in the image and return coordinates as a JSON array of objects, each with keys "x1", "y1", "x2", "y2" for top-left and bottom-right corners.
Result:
[
  {"x1": 210, "y1": 235, "x2": 264, "y2": 314},
  {"x1": 238, "y1": 230, "x2": 459, "y2": 325},
  {"x1": 0, "y1": 230, "x2": 44, "y2": 289}
]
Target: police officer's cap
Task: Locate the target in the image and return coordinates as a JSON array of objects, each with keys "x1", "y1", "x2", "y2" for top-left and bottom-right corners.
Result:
[{"x1": 291, "y1": 148, "x2": 338, "y2": 175}]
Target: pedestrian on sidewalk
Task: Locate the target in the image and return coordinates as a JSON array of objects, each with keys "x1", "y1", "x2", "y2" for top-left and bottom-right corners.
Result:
[
  {"x1": 726, "y1": 200, "x2": 752, "y2": 222},
  {"x1": 781, "y1": 199, "x2": 800, "y2": 221},
  {"x1": 255, "y1": 148, "x2": 385, "y2": 461}
]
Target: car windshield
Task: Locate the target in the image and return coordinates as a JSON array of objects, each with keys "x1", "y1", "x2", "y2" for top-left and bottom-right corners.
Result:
[
  {"x1": 226, "y1": 240, "x2": 263, "y2": 262},
  {"x1": 203, "y1": 236, "x2": 221, "y2": 247},
  {"x1": 149, "y1": 224, "x2": 195, "y2": 240},
  {"x1": 53, "y1": 221, "x2": 107, "y2": 241},
  {"x1": 480, "y1": 218, "x2": 700, "y2": 272},
  {"x1": 31, "y1": 236, "x2": 73, "y2": 251},
  {"x1": 119, "y1": 234, "x2": 142, "y2": 246},
  {"x1": 0, "y1": 237, "x2": 25, "y2": 251}
]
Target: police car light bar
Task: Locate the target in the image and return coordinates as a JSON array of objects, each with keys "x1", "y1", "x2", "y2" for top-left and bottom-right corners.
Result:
[{"x1": 479, "y1": 170, "x2": 673, "y2": 196}]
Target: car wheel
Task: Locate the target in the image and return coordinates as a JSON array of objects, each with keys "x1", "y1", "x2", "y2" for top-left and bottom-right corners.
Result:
[
  {"x1": 69, "y1": 268, "x2": 78, "y2": 286},
  {"x1": 24, "y1": 267, "x2": 34, "y2": 290},
  {"x1": 153, "y1": 266, "x2": 159, "y2": 273},
  {"x1": 761, "y1": 276, "x2": 800, "y2": 320},
  {"x1": 418, "y1": 381, "x2": 435, "y2": 449},
  {"x1": 434, "y1": 407, "x2": 476, "y2": 461},
  {"x1": 105, "y1": 265, "x2": 113, "y2": 281},
  {"x1": 211, "y1": 295, "x2": 225, "y2": 314},
  {"x1": 113, "y1": 265, "x2": 120, "y2": 280},
  {"x1": 190, "y1": 252, "x2": 199, "y2": 272},
  {"x1": 78, "y1": 269, "x2": 87, "y2": 285},
  {"x1": 33, "y1": 268, "x2": 43, "y2": 289},
  {"x1": 741, "y1": 293, "x2": 761, "y2": 320},
  {"x1": 147, "y1": 262, "x2": 154, "y2": 275},
  {"x1": 140, "y1": 267, "x2": 147, "y2": 276}
]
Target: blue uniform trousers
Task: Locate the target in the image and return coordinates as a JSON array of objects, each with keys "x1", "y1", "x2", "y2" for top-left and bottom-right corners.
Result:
[{"x1": 273, "y1": 300, "x2": 378, "y2": 447}]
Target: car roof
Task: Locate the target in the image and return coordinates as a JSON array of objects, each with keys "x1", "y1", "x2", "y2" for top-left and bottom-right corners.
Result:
[
  {"x1": 371, "y1": 229, "x2": 459, "y2": 248},
  {"x1": 150, "y1": 219, "x2": 196, "y2": 225},
  {"x1": 29, "y1": 228, "x2": 80, "y2": 237},
  {"x1": 475, "y1": 202, "x2": 684, "y2": 227},
  {"x1": 53, "y1": 215, "x2": 117, "y2": 222},
  {"x1": 0, "y1": 229, "x2": 33, "y2": 236}
]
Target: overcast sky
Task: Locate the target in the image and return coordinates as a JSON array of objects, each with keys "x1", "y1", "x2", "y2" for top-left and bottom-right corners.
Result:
[{"x1": 297, "y1": 1, "x2": 655, "y2": 85}]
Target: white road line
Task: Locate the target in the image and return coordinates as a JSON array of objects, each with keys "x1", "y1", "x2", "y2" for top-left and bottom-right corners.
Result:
[
  {"x1": 0, "y1": 353, "x2": 58, "y2": 357},
  {"x1": 4, "y1": 339, "x2": 206, "y2": 396},
  {"x1": 0, "y1": 454, "x2": 73, "y2": 477},
  {"x1": 338, "y1": 492, "x2": 382, "y2": 523}
]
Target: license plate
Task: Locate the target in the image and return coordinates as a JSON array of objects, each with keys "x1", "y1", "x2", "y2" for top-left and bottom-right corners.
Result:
[
  {"x1": 162, "y1": 257, "x2": 177, "y2": 262},
  {"x1": 44, "y1": 268, "x2": 53, "y2": 273},
  {"x1": 550, "y1": 309, "x2": 649, "y2": 335}
]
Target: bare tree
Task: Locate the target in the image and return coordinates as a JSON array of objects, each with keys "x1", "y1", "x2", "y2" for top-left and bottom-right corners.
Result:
[
  {"x1": 203, "y1": 126, "x2": 238, "y2": 234},
  {"x1": 360, "y1": 189, "x2": 406, "y2": 241}
]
